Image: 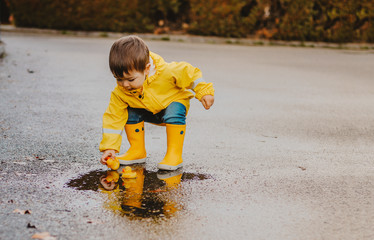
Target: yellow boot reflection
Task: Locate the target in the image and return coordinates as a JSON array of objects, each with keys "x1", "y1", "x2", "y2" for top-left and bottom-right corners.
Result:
[
  {"x1": 157, "y1": 169, "x2": 183, "y2": 189},
  {"x1": 121, "y1": 166, "x2": 145, "y2": 211},
  {"x1": 157, "y1": 169, "x2": 183, "y2": 216}
]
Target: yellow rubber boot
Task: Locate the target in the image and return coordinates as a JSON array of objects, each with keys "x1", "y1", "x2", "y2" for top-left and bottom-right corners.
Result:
[
  {"x1": 117, "y1": 122, "x2": 146, "y2": 165},
  {"x1": 158, "y1": 124, "x2": 185, "y2": 170}
]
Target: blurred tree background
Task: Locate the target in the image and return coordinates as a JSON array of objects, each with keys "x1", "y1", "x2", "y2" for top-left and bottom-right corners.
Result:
[{"x1": 2, "y1": 0, "x2": 374, "y2": 43}]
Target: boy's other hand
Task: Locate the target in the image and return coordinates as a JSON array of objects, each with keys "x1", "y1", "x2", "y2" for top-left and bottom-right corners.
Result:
[
  {"x1": 201, "y1": 95, "x2": 214, "y2": 110},
  {"x1": 100, "y1": 149, "x2": 116, "y2": 165}
]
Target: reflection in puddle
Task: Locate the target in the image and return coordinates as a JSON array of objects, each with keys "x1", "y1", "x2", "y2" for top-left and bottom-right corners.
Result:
[{"x1": 66, "y1": 165, "x2": 211, "y2": 219}]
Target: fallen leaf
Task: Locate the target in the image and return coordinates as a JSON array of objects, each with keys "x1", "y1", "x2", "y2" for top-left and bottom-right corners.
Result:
[
  {"x1": 31, "y1": 232, "x2": 56, "y2": 240},
  {"x1": 13, "y1": 209, "x2": 31, "y2": 214},
  {"x1": 27, "y1": 223, "x2": 36, "y2": 228}
]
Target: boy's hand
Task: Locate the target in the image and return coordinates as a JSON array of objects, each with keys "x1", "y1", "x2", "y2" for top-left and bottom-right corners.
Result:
[
  {"x1": 100, "y1": 149, "x2": 116, "y2": 165},
  {"x1": 201, "y1": 95, "x2": 214, "y2": 110}
]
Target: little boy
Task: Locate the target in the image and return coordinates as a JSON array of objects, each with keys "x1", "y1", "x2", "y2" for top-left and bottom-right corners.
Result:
[{"x1": 99, "y1": 35, "x2": 214, "y2": 170}]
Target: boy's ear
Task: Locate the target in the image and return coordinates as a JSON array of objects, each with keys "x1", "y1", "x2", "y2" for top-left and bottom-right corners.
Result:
[{"x1": 144, "y1": 63, "x2": 151, "y2": 75}]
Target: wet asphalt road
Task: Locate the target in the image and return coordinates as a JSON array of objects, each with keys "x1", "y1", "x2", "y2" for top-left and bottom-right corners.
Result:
[{"x1": 1, "y1": 32, "x2": 374, "y2": 240}]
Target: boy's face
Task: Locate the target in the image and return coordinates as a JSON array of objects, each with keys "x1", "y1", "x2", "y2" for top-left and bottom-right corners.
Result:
[{"x1": 116, "y1": 63, "x2": 150, "y2": 91}]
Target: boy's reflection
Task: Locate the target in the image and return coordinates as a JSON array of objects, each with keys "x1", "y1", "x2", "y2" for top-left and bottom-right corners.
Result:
[
  {"x1": 99, "y1": 165, "x2": 183, "y2": 218},
  {"x1": 66, "y1": 166, "x2": 210, "y2": 219}
]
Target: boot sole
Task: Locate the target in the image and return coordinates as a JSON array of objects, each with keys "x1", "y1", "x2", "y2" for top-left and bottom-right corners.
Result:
[
  {"x1": 157, "y1": 163, "x2": 183, "y2": 171},
  {"x1": 118, "y1": 158, "x2": 146, "y2": 165},
  {"x1": 157, "y1": 168, "x2": 183, "y2": 179}
]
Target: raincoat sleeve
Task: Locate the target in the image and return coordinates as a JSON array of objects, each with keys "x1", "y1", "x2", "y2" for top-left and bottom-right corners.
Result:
[
  {"x1": 99, "y1": 91, "x2": 128, "y2": 153},
  {"x1": 172, "y1": 61, "x2": 215, "y2": 101}
]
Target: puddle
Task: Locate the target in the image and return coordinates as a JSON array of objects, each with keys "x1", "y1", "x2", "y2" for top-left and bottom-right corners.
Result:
[{"x1": 65, "y1": 165, "x2": 211, "y2": 219}]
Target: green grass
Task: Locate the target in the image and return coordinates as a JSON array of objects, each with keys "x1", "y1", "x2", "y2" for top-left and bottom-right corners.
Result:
[
  {"x1": 161, "y1": 36, "x2": 170, "y2": 41},
  {"x1": 253, "y1": 41, "x2": 264, "y2": 46}
]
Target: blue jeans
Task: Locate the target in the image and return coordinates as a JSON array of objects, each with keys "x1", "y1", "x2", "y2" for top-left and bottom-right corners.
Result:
[{"x1": 126, "y1": 102, "x2": 186, "y2": 125}]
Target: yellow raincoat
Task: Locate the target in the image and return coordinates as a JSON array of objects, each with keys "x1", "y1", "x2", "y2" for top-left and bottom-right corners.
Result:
[{"x1": 100, "y1": 52, "x2": 214, "y2": 152}]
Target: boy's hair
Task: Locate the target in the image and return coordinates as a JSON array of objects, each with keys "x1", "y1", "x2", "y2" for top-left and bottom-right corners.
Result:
[{"x1": 109, "y1": 35, "x2": 149, "y2": 78}]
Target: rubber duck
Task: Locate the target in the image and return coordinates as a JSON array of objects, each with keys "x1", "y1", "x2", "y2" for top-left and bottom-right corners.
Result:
[
  {"x1": 121, "y1": 166, "x2": 137, "y2": 179},
  {"x1": 105, "y1": 171, "x2": 119, "y2": 183},
  {"x1": 106, "y1": 157, "x2": 120, "y2": 170}
]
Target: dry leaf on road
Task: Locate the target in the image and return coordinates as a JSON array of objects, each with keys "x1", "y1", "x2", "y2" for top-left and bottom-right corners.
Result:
[
  {"x1": 31, "y1": 232, "x2": 56, "y2": 240},
  {"x1": 13, "y1": 209, "x2": 31, "y2": 214}
]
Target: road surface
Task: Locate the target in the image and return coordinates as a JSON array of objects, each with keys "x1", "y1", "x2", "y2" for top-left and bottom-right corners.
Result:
[{"x1": 1, "y1": 32, "x2": 374, "y2": 240}]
